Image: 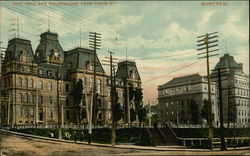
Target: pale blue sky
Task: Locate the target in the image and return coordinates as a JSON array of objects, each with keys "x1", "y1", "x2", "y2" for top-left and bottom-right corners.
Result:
[{"x1": 0, "y1": 1, "x2": 249, "y2": 103}]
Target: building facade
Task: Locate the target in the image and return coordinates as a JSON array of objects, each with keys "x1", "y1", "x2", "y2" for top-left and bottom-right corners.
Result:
[
  {"x1": 158, "y1": 74, "x2": 218, "y2": 125},
  {"x1": 0, "y1": 31, "x2": 142, "y2": 126},
  {"x1": 158, "y1": 54, "x2": 249, "y2": 127},
  {"x1": 211, "y1": 54, "x2": 250, "y2": 127}
]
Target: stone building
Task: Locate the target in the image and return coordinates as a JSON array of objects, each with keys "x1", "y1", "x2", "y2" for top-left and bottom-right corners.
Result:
[
  {"x1": 0, "y1": 31, "x2": 142, "y2": 126},
  {"x1": 158, "y1": 74, "x2": 218, "y2": 125},
  {"x1": 158, "y1": 53, "x2": 249, "y2": 127},
  {"x1": 211, "y1": 54, "x2": 250, "y2": 127}
]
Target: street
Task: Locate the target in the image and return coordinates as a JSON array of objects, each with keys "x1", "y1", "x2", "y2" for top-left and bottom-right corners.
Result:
[{"x1": 0, "y1": 134, "x2": 249, "y2": 155}]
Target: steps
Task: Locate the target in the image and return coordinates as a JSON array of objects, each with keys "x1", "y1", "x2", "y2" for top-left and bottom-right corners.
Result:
[{"x1": 147, "y1": 128, "x2": 166, "y2": 146}]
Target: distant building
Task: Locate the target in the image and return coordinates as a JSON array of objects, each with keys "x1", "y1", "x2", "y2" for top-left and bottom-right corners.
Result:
[
  {"x1": 211, "y1": 54, "x2": 249, "y2": 127},
  {"x1": 0, "y1": 31, "x2": 142, "y2": 126},
  {"x1": 158, "y1": 74, "x2": 218, "y2": 125},
  {"x1": 158, "y1": 53, "x2": 250, "y2": 128}
]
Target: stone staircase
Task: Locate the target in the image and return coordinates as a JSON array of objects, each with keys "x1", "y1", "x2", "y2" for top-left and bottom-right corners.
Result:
[
  {"x1": 147, "y1": 128, "x2": 166, "y2": 146},
  {"x1": 146, "y1": 123, "x2": 178, "y2": 146}
]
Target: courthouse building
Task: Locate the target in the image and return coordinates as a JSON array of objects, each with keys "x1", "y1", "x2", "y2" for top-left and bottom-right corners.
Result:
[{"x1": 0, "y1": 31, "x2": 142, "y2": 126}]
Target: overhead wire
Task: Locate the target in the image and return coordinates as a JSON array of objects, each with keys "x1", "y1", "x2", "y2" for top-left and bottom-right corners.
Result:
[{"x1": 143, "y1": 59, "x2": 203, "y2": 83}]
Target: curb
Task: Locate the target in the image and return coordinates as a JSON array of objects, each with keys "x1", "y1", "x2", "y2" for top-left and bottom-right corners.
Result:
[{"x1": 1, "y1": 129, "x2": 249, "y2": 152}]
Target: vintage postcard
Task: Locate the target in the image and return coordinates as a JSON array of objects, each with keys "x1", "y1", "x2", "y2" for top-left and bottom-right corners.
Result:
[{"x1": 0, "y1": 0, "x2": 249, "y2": 155}]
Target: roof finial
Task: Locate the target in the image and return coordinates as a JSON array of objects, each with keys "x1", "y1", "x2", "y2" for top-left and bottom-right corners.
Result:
[{"x1": 48, "y1": 13, "x2": 50, "y2": 32}]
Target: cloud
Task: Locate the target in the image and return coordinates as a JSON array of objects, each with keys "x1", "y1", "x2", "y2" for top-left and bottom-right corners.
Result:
[
  {"x1": 219, "y1": 13, "x2": 249, "y2": 40},
  {"x1": 197, "y1": 10, "x2": 216, "y2": 28}
]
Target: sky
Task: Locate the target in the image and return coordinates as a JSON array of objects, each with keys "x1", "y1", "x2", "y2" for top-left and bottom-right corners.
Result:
[{"x1": 0, "y1": 1, "x2": 249, "y2": 105}]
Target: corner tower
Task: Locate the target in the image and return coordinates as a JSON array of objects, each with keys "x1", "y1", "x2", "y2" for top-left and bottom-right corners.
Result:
[{"x1": 35, "y1": 31, "x2": 64, "y2": 64}]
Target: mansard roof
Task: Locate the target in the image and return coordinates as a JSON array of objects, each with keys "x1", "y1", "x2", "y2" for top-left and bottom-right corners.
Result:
[
  {"x1": 214, "y1": 53, "x2": 243, "y2": 71},
  {"x1": 35, "y1": 31, "x2": 64, "y2": 64},
  {"x1": 4, "y1": 38, "x2": 35, "y2": 63},
  {"x1": 116, "y1": 60, "x2": 141, "y2": 81},
  {"x1": 64, "y1": 47, "x2": 105, "y2": 73},
  {"x1": 163, "y1": 73, "x2": 203, "y2": 87}
]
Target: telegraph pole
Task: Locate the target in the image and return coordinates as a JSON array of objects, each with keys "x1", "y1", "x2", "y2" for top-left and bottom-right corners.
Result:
[
  {"x1": 102, "y1": 51, "x2": 118, "y2": 146},
  {"x1": 57, "y1": 67, "x2": 62, "y2": 140},
  {"x1": 227, "y1": 85, "x2": 231, "y2": 128},
  {"x1": 109, "y1": 52, "x2": 115, "y2": 146},
  {"x1": 89, "y1": 32, "x2": 101, "y2": 144},
  {"x1": 217, "y1": 68, "x2": 226, "y2": 150},
  {"x1": 197, "y1": 32, "x2": 219, "y2": 150}
]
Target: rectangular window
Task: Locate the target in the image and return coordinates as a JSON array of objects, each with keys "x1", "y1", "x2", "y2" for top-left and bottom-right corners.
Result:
[
  {"x1": 30, "y1": 79, "x2": 34, "y2": 88},
  {"x1": 30, "y1": 107, "x2": 34, "y2": 117},
  {"x1": 49, "y1": 109, "x2": 53, "y2": 118},
  {"x1": 48, "y1": 82, "x2": 52, "y2": 91},
  {"x1": 17, "y1": 78, "x2": 22, "y2": 87},
  {"x1": 24, "y1": 78, "x2": 28, "y2": 87},
  {"x1": 38, "y1": 80, "x2": 43, "y2": 89}
]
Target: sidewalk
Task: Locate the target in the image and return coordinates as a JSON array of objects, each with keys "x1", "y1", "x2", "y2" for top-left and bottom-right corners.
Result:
[{"x1": 1, "y1": 129, "x2": 249, "y2": 152}]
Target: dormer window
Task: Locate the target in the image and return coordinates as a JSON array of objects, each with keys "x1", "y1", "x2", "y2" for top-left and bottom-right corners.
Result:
[
  {"x1": 20, "y1": 50, "x2": 30, "y2": 62},
  {"x1": 49, "y1": 48, "x2": 61, "y2": 63},
  {"x1": 47, "y1": 70, "x2": 52, "y2": 76},
  {"x1": 87, "y1": 60, "x2": 94, "y2": 70},
  {"x1": 38, "y1": 69, "x2": 43, "y2": 75},
  {"x1": 130, "y1": 70, "x2": 136, "y2": 79}
]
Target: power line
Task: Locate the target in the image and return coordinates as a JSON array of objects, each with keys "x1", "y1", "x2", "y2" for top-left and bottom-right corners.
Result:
[
  {"x1": 134, "y1": 50, "x2": 196, "y2": 60},
  {"x1": 143, "y1": 59, "x2": 203, "y2": 83}
]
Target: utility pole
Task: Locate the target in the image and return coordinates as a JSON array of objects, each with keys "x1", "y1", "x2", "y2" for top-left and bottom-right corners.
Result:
[
  {"x1": 227, "y1": 85, "x2": 231, "y2": 128},
  {"x1": 148, "y1": 100, "x2": 151, "y2": 127},
  {"x1": 126, "y1": 62, "x2": 130, "y2": 125},
  {"x1": 36, "y1": 88, "x2": 38, "y2": 127},
  {"x1": 197, "y1": 32, "x2": 219, "y2": 150},
  {"x1": 217, "y1": 68, "x2": 227, "y2": 150},
  {"x1": 7, "y1": 93, "x2": 10, "y2": 125},
  {"x1": 57, "y1": 67, "x2": 62, "y2": 140},
  {"x1": 110, "y1": 52, "x2": 115, "y2": 146},
  {"x1": 89, "y1": 32, "x2": 101, "y2": 144},
  {"x1": 102, "y1": 51, "x2": 118, "y2": 146}
]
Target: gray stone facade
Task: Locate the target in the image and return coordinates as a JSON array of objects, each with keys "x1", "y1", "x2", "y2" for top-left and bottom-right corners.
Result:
[
  {"x1": 158, "y1": 74, "x2": 218, "y2": 125},
  {"x1": 158, "y1": 54, "x2": 249, "y2": 127}
]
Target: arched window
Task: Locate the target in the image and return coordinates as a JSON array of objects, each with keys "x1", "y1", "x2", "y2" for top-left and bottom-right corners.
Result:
[
  {"x1": 17, "y1": 78, "x2": 22, "y2": 87},
  {"x1": 24, "y1": 78, "x2": 28, "y2": 87}
]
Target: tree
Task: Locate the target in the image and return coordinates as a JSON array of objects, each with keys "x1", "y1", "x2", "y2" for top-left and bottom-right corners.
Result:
[
  {"x1": 201, "y1": 99, "x2": 214, "y2": 124},
  {"x1": 72, "y1": 79, "x2": 83, "y2": 125},
  {"x1": 134, "y1": 88, "x2": 143, "y2": 122},
  {"x1": 115, "y1": 103, "x2": 124, "y2": 122},
  {"x1": 201, "y1": 99, "x2": 209, "y2": 123},
  {"x1": 114, "y1": 90, "x2": 123, "y2": 122},
  {"x1": 129, "y1": 84, "x2": 134, "y2": 101},
  {"x1": 138, "y1": 105, "x2": 147, "y2": 126},
  {"x1": 130, "y1": 109, "x2": 136, "y2": 123},
  {"x1": 190, "y1": 99, "x2": 199, "y2": 125}
]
